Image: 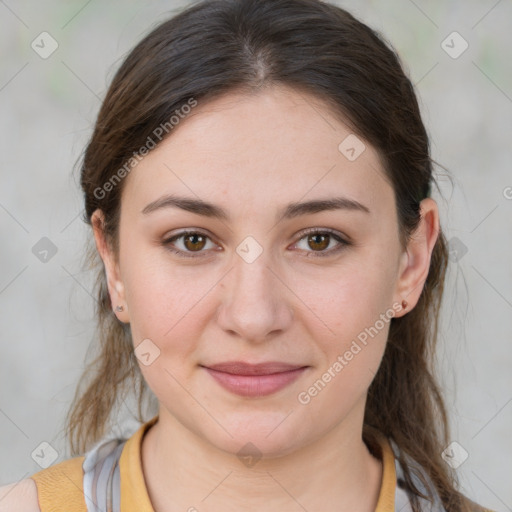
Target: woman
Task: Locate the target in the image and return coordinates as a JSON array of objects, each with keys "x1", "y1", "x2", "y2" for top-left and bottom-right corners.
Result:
[{"x1": 0, "y1": 0, "x2": 495, "y2": 511}]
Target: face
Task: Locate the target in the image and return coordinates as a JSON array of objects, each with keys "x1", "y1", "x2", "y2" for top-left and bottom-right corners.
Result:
[{"x1": 93, "y1": 84, "x2": 438, "y2": 457}]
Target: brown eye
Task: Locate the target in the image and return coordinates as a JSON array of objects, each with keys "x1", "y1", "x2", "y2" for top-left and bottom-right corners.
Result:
[
  {"x1": 294, "y1": 229, "x2": 349, "y2": 257},
  {"x1": 163, "y1": 230, "x2": 216, "y2": 258},
  {"x1": 307, "y1": 233, "x2": 330, "y2": 252},
  {"x1": 183, "y1": 233, "x2": 207, "y2": 252}
]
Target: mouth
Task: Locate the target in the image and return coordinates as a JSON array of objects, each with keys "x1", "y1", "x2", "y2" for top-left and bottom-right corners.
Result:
[{"x1": 200, "y1": 361, "x2": 309, "y2": 397}]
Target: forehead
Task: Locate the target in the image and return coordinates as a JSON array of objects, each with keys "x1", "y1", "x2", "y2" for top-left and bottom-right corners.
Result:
[{"x1": 122, "y1": 85, "x2": 392, "y2": 216}]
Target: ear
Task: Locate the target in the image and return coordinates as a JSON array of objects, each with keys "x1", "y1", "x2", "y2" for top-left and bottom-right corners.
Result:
[
  {"x1": 393, "y1": 198, "x2": 440, "y2": 317},
  {"x1": 91, "y1": 209, "x2": 129, "y2": 323}
]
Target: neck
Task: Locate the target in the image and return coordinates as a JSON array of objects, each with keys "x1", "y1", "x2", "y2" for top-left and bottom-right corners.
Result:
[{"x1": 141, "y1": 404, "x2": 383, "y2": 512}]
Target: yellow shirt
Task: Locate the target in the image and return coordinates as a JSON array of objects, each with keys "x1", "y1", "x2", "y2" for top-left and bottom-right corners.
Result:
[{"x1": 28, "y1": 417, "x2": 410, "y2": 511}]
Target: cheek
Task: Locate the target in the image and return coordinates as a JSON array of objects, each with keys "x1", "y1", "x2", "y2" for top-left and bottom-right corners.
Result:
[
  {"x1": 121, "y1": 246, "x2": 217, "y2": 391},
  {"x1": 289, "y1": 251, "x2": 396, "y2": 397},
  {"x1": 293, "y1": 267, "x2": 392, "y2": 419},
  {"x1": 291, "y1": 252, "x2": 397, "y2": 341},
  {"x1": 122, "y1": 240, "x2": 213, "y2": 335},
  {"x1": 125, "y1": 262, "x2": 213, "y2": 403}
]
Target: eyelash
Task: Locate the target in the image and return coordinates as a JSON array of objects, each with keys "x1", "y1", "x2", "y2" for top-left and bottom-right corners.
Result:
[{"x1": 162, "y1": 228, "x2": 350, "y2": 259}]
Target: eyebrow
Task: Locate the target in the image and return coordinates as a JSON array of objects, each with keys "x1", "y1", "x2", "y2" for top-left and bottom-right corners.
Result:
[{"x1": 141, "y1": 194, "x2": 370, "y2": 221}]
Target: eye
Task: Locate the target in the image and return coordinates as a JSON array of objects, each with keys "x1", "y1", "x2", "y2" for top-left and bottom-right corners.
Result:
[
  {"x1": 292, "y1": 228, "x2": 350, "y2": 257},
  {"x1": 162, "y1": 230, "x2": 218, "y2": 258}
]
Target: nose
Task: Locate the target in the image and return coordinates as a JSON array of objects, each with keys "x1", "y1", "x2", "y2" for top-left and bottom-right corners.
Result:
[{"x1": 216, "y1": 249, "x2": 294, "y2": 343}]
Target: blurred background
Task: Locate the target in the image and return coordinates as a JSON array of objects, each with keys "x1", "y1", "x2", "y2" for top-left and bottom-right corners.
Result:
[{"x1": 1, "y1": 0, "x2": 511, "y2": 509}]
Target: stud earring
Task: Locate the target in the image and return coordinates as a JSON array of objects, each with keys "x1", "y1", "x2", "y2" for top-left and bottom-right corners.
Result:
[
  {"x1": 115, "y1": 305, "x2": 124, "y2": 312},
  {"x1": 401, "y1": 300, "x2": 408, "y2": 310}
]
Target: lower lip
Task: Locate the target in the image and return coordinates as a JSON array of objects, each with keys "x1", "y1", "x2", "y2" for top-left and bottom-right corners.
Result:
[{"x1": 203, "y1": 367, "x2": 308, "y2": 397}]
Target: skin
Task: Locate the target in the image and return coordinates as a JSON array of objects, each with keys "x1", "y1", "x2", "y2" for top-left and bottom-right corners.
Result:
[{"x1": 91, "y1": 84, "x2": 439, "y2": 512}]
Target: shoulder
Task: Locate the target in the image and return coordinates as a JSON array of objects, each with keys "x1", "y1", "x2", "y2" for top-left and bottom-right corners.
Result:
[
  {"x1": 1, "y1": 455, "x2": 86, "y2": 512},
  {"x1": 0, "y1": 479, "x2": 40, "y2": 512}
]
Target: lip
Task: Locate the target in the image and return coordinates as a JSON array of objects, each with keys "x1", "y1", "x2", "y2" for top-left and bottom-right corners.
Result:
[
  {"x1": 204, "y1": 361, "x2": 306, "y2": 375},
  {"x1": 201, "y1": 361, "x2": 309, "y2": 397}
]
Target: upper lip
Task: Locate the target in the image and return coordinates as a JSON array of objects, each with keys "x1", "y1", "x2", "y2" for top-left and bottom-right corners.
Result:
[{"x1": 202, "y1": 361, "x2": 308, "y2": 376}]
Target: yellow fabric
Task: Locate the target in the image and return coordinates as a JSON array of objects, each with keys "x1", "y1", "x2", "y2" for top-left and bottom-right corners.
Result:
[
  {"x1": 28, "y1": 417, "x2": 407, "y2": 511},
  {"x1": 120, "y1": 415, "x2": 158, "y2": 511},
  {"x1": 371, "y1": 429, "x2": 398, "y2": 512},
  {"x1": 30, "y1": 454, "x2": 87, "y2": 512}
]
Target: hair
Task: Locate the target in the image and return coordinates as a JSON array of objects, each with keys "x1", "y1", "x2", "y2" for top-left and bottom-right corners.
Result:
[{"x1": 65, "y1": 1, "x2": 484, "y2": 511}]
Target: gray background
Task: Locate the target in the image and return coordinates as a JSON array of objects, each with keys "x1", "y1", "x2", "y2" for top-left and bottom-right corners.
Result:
[{"x1": 1, "y1": 0, "x2": 511, "y2": 510}]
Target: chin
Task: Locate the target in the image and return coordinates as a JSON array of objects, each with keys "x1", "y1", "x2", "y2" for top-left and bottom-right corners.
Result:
[{"x1": 203, "y1": 412, "x2": 312, "y2": 461}]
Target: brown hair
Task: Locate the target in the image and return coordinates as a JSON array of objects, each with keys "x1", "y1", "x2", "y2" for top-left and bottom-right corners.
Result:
[{"x1": 66, "y1": 1, "x2": 484, "y2": 510}]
